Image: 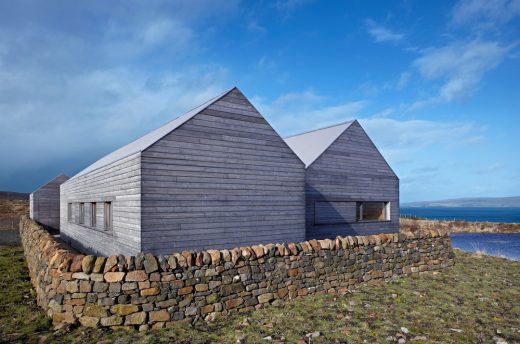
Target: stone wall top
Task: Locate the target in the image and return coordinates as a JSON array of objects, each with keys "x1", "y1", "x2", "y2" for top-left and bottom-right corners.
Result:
[{"x1": 20, "y1": 216, "x2": 448, "y2": 275}]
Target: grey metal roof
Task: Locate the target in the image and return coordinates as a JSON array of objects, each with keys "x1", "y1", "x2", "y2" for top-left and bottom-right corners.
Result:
[
  {"x1": 32, "y1": 173, "x2": 70, "y2": 194},
  {"x1": 284, "y1": 120, "x2": 355, "y2": 168},
  {"x1": 71, "y1": 88, "x2": 235, "y2": 180}
]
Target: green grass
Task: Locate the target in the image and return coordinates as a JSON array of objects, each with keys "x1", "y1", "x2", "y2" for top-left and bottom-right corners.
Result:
[{"x1": 1, "y1": 245, "x2": 519, "y2": 344}]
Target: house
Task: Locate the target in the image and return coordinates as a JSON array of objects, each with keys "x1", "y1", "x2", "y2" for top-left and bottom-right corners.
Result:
[
  {"x1": 284, "y1": 120, "x2": 399, "y2": 240},
  {"x1": 30, "y1": 174, "x2": 70, "y2": 229},
  {"x1": 60, "y1": 88, "x2": 306, "y2": 256}
]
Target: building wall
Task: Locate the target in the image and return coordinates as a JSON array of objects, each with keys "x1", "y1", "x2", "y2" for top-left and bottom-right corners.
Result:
[
  {"x1": 140, "y1": 89, "x2": 306, "y2": 254},
  {"x1": 305, "y1": 121, "x2": 399, "y2": 240},
  {"x1": 60, "y1": 153, "x2": 141, "y2": 256},
  {"x1": 30, "y1": 174, "x2": 69, "y2": 229}
]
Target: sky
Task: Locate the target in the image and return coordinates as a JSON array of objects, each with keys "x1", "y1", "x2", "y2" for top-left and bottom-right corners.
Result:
[{"x1": 0, "y1": 0, "x2": 519, "y2": 203}]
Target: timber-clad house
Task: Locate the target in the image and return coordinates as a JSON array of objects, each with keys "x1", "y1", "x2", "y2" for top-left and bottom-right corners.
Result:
[
  {"x1": 30, "y1": 174, "x2": 69, "y2": 230},
  {"x1": 58, "y1": 87, "x2": 399, "y2": 256}
]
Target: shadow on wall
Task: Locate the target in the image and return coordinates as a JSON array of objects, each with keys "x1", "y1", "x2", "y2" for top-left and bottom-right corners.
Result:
[{"x1": 306, "y1": 186, "x2": 399, "y2": 240}]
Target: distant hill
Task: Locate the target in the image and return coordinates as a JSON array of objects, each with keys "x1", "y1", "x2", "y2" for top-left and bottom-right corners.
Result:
[
  {"x1": 402, "y1": 196, "x2": 520, "y2": 208},
  {"x1": 0, "y1": 191, "x2": 29, "y2": 200}
]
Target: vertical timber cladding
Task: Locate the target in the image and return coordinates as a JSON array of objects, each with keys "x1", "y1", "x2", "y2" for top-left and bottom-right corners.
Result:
[
  {"x1": 59, "y1": 153, "x2": 142, "y2": 256},
  {"x1": 306, "y1": 121, "x2": 399, "y2": 239},
  {"x1": 140, "y1": 88, "x2": 306, "y2": 254}
]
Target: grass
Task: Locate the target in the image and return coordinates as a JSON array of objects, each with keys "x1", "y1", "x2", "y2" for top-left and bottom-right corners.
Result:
[
  {"x1": 1, "y1": 245, "x2": 519, "y2": 344},
  {"x1": 400, "y1": 217, "x2": 520, "y2": 234}
]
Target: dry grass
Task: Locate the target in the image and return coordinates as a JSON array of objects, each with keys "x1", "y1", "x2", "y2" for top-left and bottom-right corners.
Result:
[
  {"x1": 0, "y1": 200, "x2": 28, "y2": 219},
  {"x1": 1, "y1": 245, "x2": 519, "y2": 344},
  {"x1": 400, "y1": 217, "x2": 520, "y2": 234}
]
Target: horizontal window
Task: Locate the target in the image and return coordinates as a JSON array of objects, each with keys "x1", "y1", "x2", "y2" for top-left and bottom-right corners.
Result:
[{"x1": 356, "y1": 201, "x2": 390, "y2": 222}]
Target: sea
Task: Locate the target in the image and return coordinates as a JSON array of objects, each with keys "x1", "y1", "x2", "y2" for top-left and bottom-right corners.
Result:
[
  {"x1": 400, "y1": 206, "x2": 520, "y2": 223},
  {"x1": 401, "y1": 207, "x2": 520, "y2": 260}
]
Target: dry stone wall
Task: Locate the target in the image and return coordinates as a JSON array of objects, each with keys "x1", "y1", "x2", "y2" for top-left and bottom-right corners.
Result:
[{"x1": 20, "y1": 216, "x2": 455, "y2": 330}]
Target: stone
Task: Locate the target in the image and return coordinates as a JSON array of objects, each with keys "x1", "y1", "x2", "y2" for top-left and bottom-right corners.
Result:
[
  {"x1": 82, "y1": 255, "x2": 96, "y2": 274},
  {"x1": 178, "y1": 286, "x2": 194, "y2": 295},
  {"x1": 141, "y1": 287, "x2": 160, "y2": 296},
  {"x1": 150, "y1": 310, "x2": 170, "y2": 322},
  {"x1": 104, "y1": 272, "x2": 125, "y2": 283},
  {"x1": 91, "y1": 273, "x2": 104, "y2": 282},
  {"x1": 70, "y1": 255, "x2": 85, "y2": 272},
  {"x1": 83, "y1": 303, "x2": 107, "y2": 318},
  {"x1": 195, "y1": 284, "x2": 209, "y2": 292},
  {"x1": 111, "y1": 304, "x2": 139, "y2": 316},
  {"x1": 231, "y1": 249, "x2": 239, "y2": 264},
  {"x1": 206, "y1": 293, "x2": 218, "y2": 304},
  {"x1": 258, "y1": 293, "x2": 273, "y2": 304},
  {"x1": 207, "y1": 249, "x2": 221, "y2": 265},
  {"x1": 182, "y1": 251, "x2": 194, "y2": 267},
  {"x1": 202, "y1": 251, "x2": 211, "y2": 265},
  {"x1": 90, "y1": 256, "x2": 105, "y2": 274},
  {"x1": 309, "y1": 239, "x2": 320, "y2": 252},
  {"x1": 195, "y1": 252, "x2": 204, "y2": 266},
  {"x1": 143, "y1": 253, "x2": 158, "y2": 273},
  {"x1": 277, "y1": 288, "x2": 288, "y2": 299},
  {"x1": 251, "y1": 245, "x2": 264, "y2": 259},
  {"x1": 125, "y1": 312, "x2": 147, "y2": 325},
  {"x1": 225, "y1": 297, "x2": 243, "y2": 309},
  {"x1": 79, "y1": 280, "x2": 92, "y2": 293},
  {"x1": 65, "y1": 281, "x2": 78, "y2": 293},
  {"x1": 100, "y1": 315, "x2": 123, "y2": 327},
  {"x1": 185, "y1": 306, "x2": 198, "y2": 316},
  {"x1": 221, "y1": 250, "x2": 231, "y2": 262},
  {"x1": 104, "y1": 255, "x2": 118, "y2": 273},
  {"x1": 288, "y1": 268, "x2": 298, "y2": 277},
  {"x1": 126, "y1": 270, "x2": 147, "y2": 282},
  {"x1": 287, "y1": 243, "x2": 298, "y2": 255},
  {"x1": 52, "y1": 312, "x2": 75, "y2": 324},
  {"x1": 135, "y1": 252, "x2": 145, "y2": 270},
  {"x1": 167, "y1": 255, "x2": 177, "y2": 270},
  {"x1": 157, "y1": 255, "x2": 168, "y2": 271},
  {"x1": 72, "y1": 272, "x2": 90, "y2": 280},
  {"x1": 240, "y1": 247, "x2": 251, "y2": 259},
  {"x1": 79, "y1": 316, "x2": 99, "y2": 328},
  {"x1": 117, "y1": 254, "x2": 126, "y2": 271}
]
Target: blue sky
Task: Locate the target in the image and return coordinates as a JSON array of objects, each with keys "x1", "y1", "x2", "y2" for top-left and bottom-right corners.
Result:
[{"x1": 0, "y1": 0, "x2": 519, "y2": 203}]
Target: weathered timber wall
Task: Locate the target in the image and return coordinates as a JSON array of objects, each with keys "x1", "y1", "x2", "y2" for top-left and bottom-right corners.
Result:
[{"x1": 20, "y1": 216, "x2": 454, "y2": 330}]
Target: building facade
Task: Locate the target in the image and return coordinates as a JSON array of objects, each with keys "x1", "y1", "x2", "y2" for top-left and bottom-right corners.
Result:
[
  {"x1": 30, "y1": 174, "x2": 69, "y2": 229},
  {"x1": 60, "y1": 88, "x2": 306, "y2": 256},
  {"x1": 285, "y1": 120, "x2": 399, "y2": 240}
]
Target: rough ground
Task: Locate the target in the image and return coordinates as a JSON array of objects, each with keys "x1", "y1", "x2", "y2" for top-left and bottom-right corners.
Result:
[
  {"x1": 400, "y1": 217, "x2": 520, "y2": 234},
  {"x1": 0, "y1": 200, "x2": 28, "y2": 219},
  {"x1": 1, "y1": 245, "x2": 519, "y2": 344}
]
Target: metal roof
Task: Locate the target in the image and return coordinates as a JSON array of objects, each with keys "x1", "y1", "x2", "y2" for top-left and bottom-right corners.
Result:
[
  {"x1": 284, "y1": 120, "x2": 355, "y2": 168},
  {"x1": 31, "y1": 173, "x2": 70, "y2": 194},
  {"x1": 70, "y1": 88, "x2": 235, "y2": 180}
]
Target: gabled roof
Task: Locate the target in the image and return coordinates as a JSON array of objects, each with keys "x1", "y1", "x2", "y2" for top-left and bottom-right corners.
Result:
[
  {"x1": 71, "y1": 88, "x2": 235, "y2": 180},
  {"x1": 32, "y1": 173, "x2": 70, "y2": 194},
  {"x1": 284, "y1": 120, "x2": 355, "y2": 168}
]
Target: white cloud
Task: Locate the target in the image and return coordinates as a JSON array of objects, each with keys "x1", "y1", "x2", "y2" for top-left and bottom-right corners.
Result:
[
  {"x1": 451, "y1": 0, "x2": 520, "y2": 28},
  {"x1": 0, "y1": 1, "x2": 239, "y2": 190},
  {"x1": 275, "y1": 0, "x2": 314, "y2": 20},
  {"x1": 414, "y1": 40, "x2": 513, "y2": 101},
  {"x1": 364, "y1": 19, "x2": 404, "y2": 43},
  {"x1": 252, "y1": 89, "x2": 365, "y2": 136}
]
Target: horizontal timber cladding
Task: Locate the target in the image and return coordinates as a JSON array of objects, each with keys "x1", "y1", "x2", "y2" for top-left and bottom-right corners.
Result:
[
  {"x1": 141, "y1": 89, "x2": 306, "y2": 254},
  {"x1": 30, "y1": 174, "x2": 69, "y2": 229},
  {"x1": 315, "y1": 201, "x2": 357, "y2": 224},
  {"x1": 59, "y1": 153, "x2": 142, "y2": 256},
  {"x1": 305, "y1": 121, "x2": 399, "y2": 240}
]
